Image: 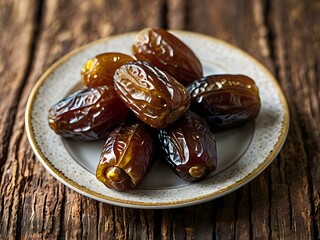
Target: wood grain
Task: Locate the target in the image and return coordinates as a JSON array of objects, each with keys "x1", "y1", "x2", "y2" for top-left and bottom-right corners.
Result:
[{"x1": 0, "y1": 0, "x2": 319, "y2": 239}]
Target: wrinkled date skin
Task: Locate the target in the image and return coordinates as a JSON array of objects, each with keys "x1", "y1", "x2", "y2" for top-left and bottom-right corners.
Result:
[
  {"x1": 187, "y1": 74, "x2": 261, "y2": 129},
  {"x1": 158, "y1": 111, "x2": 217, "y2": 182},
  {"x1": 81, "y1": 52, "x2": 134, "y2": 88},
  {"x1": 96, "y1": 119, "x2": 155, "y2": 191},
  {"x1": 132, "y1": 28, "x2": 203, "y2": 86},
  {"x1": 48, "y1": 86, "x2": 130, "y2": 141},
  {"x1": 114, "y1": 61, "x2": 190, "y2": 128}
]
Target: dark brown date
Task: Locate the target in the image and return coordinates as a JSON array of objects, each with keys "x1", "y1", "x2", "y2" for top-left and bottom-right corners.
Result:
[
  {"x1": 187, "y1": 74, "x2": 261, "y2": 129},
  {"x1": 96, "y1": 119, "x2": 155, "y2": 191},
  {"x1": 132, "y1": 28, "x2": 203, "y2": 86},
  {"x1": 114, "y1": 61, "x2": 190, "y2": 128},
  {"x1": 158, "y1": 111, "x2": 217, "y2": 182},
  {"x1": 48, "y1": 86, "x2": 130, "y2": 141},
  {"x1": 81, "y1": 52, "x2": 134, "y2": 88}
]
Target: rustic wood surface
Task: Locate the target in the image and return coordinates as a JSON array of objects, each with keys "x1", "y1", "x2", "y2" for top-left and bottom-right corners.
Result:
[{"x1": 0, "y1": 0, "x2": 319, "y2": 239}]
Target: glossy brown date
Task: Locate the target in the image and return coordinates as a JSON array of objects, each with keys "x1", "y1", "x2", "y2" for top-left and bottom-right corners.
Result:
[
  {"x1": 132, "y1": 28, "x2": 203, "y2": 86},
  {"x1": 81, "y1": 52, "x2": 134, "y2": 88},
  {"x1": 48, "y1": 86, "x2": 130, "y2": 141},
  {"x1": 114, "y1": 61, "x2": 190, "y2": 128},
  {"x1": 96, "y1": 119, "x2": 155, "y2": 191},
  {"x1": 187, "y1": 74, "x2": 261, "y2": 129},
  {"x1": 158, "y1": 111, "x2": 217, "y2": 182}
]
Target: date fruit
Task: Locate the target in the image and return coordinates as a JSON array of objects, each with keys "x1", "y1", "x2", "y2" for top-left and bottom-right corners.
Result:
[
  {"x1": 158, "y1": 111, "x2": 217, "y2": 182},
  {"x1": 48, "y1": 86, "x2": 130, "y2": 141},
  {"x1": 96, "y1": 119, "x2": 155, "y2": 191},
  {"x1": 114, "y1": 61, "x2": 190, "y2": 128},
  {"x1": 81, "y1": 52, "x2": 134, "y2": 88},
  {"x1": 132, "y1": 28, "x2": 203, "y2": 86},
  {"x1": 187, "y1": 74, "x2": 261, "y2": 129}
]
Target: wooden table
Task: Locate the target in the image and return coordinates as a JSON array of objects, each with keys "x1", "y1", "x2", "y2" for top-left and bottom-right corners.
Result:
[{"x1": 1, "y1": 0, "x2": 319, "y2": 239}]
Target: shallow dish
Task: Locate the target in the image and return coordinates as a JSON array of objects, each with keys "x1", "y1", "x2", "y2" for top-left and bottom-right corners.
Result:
[{"x1": 25, "y1": 30, "x2": 289, "y2": 209}]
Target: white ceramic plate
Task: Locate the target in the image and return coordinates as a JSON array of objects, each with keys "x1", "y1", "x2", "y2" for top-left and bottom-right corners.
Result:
[{"x1": 25, "y1": 30, "x2": 289, "y2": 209}]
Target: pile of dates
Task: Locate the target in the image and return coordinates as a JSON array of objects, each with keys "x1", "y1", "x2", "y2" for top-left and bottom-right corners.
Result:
[{"x1": 48, "y1": 28, "x2": 261, "y2": 191}]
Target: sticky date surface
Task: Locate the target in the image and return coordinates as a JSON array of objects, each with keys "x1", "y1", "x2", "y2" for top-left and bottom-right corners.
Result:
[
  {"x1": 187, "y1": 74, "x2": 261, "y2": 129},
  {"x1": 81, "y1": 52, "x2": 134, "y2": 88},
  {"x1": 114, "y1": 61, "x2": 190, "y2": 128},
  {"x1": 132, "y1": 28, "x2": 203, "y2": 86},
  {"x1": 158, "y1": 111, "x2": 217, "y2": 182},
  {"x1": 96, "y1": 119, "x2": 155, "y2": 191},
  {"x1": 48, "y1": 86, "x2": 129, "y2": 141}
]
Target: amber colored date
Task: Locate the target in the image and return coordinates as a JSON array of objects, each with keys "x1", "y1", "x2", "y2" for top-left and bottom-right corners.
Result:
[
  {"x1": 158, "y1": 111, "x2": 217, "y2": 182},
  {"x1": 132, "y1": 28, "x2": 203, "y2": 86},
  {"x1": 114, "y1": 61, "x2": 190, "y2": 128},
  {"x1": 187, "y1": 74, "x2": 261, "y2": 129},
  {"x1": 48, "y1": 86, "x2": 130, "y2": 141},
  {"x1": 81, "y1": 52, "x2": 134, "y2": 88},
  {"x1": 96, "y1": 119, "x2": 155, "y2": 191}
]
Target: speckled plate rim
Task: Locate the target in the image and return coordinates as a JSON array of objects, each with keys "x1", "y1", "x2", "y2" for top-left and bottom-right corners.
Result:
[{"x1": 25, "y1": 30, "x2": 290, "y2": 209}]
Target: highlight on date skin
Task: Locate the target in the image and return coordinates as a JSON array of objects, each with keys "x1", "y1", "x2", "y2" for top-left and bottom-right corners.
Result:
[
  {"x1": 113, "y1": 60, "x2": 190, "y2": 129},
  {"x1": 132, "y1": 28, "x2": 203, "y2": 86},
  {"x1": 96, "y1": 119, "x2": 155, "y2": 191},
  {"x1": 158, "y1": 111, "x2": 217, "y2": 182}
]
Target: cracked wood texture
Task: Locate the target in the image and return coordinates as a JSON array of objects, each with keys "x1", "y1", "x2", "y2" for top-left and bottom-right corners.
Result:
[{"x1": 0, "y1": 0, "x2": 319, "y2": 239}]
